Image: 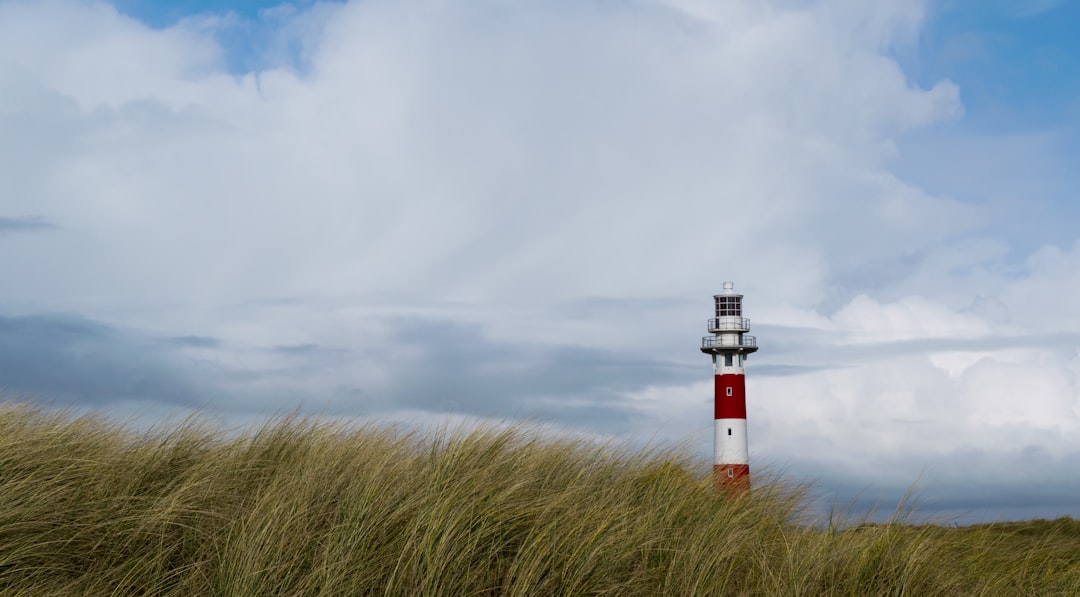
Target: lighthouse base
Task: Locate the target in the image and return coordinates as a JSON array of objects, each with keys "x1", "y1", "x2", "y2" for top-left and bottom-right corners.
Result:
[{"x1": 713, "y1": 464, "x2": 750, "y2": 494}]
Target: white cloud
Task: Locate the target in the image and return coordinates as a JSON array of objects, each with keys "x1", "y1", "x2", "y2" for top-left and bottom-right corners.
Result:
[
  {"x1": 833, "y1": 294, "x2": 991, "y2": 341},
  {"x1": 0, "y1": 0, "x2": 969, "y2": 310},
  {"x1": 0, "y1": 0, "x2": 226, "y2": 108}
]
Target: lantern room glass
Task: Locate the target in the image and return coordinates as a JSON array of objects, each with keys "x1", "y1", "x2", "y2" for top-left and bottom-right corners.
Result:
[{"x1": 714, "y1": 296, "x2": 742, "y2": 317}]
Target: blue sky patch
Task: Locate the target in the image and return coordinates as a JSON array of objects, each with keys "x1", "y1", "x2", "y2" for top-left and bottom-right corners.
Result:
[{"x1": 111, "y1": 0, "x2": 343, "y2": 74}]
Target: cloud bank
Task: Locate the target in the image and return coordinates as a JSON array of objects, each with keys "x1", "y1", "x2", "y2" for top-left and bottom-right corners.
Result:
[{"x1": 0, "y1": 0, "x2": 1077, "y2": 521}]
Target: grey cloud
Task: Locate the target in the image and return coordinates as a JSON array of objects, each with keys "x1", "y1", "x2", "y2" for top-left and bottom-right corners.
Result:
[
  {"x1": 753, "y1": 364, "x2": 841, "y2": 377},
  {"x1": 120, "y1": 316, "x2": 696, "y2": 432},
  {"x1": 753, "y1": 324, "x2": 839, "y2": 354},
  {"x1": 270, "y1": 343, "x2": 350, "y2": 356},
  {"x1": 756, "y1": 324, "x2": 1080, "y2": 364},
  {"x1": 919, "y1": 487, "x2": 1080, "y2": 516},
  {"x1": 814, "y1": 476, "x2": 1080, "y2": 525},
  {"x1": 837, "y1": 332, "x2": 1080, "y2": 362},
  {"x1": 271, "y1": 343, "x2": 322, "y2": 354},
  {"x1": 775, "y1": 445, "x2": 1080, "y2": 524},
  {"x1": 556, "y1": 296, "x2": 697, "y2": 320},
  {"x1": 222, "y1": 297, "x2": 310, "y2": 311},
  {"x1": 169, "y1": 335, "x2": 222, "y2": 348},
  {"x1": 827, "y1": 252, "x2": 926, "y2": 298},
  {"x1": 0, "y1": 313, "x2": 212, "y2": 408},
  {"x1": 330, "y1": 317, "x2": 697, "y2": 431},
  {"x1": 0, "y1": 216, "x2": 55, "y2": 234}
]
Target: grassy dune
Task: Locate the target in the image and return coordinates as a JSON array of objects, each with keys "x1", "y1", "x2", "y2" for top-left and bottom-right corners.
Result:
[{"x1": 0, "y1": 404, "x2": 1076, "y2": 595}]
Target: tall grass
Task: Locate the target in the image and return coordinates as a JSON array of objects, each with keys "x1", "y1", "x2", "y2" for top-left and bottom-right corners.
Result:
[{"x1": 0, "y1": 403, "x2": 1076, "y2": 595}]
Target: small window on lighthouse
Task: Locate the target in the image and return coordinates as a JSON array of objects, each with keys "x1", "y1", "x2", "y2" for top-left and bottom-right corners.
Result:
[
  {"x1": 727, "y1": 428, "x2": 732, "y2": 436},
  {"x1": 726, "y1": 387, "x2": 733, "y2": 396},
  {"x1": 727, "y1": 468, "x2": 734, "y2": 477},
  {"x1": 724, "y1": 354, "x2": 733, "y2": 367}
]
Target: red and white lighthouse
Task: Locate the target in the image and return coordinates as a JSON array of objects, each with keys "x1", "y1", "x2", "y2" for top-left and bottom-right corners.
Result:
[{"x1": 700, "y1": 281, "x2": 759, "y2": 492}]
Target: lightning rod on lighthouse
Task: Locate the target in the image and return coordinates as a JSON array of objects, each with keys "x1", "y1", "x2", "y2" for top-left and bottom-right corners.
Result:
[{"x1": 700, "y1": 281, "x2": 758, "y2": 492}]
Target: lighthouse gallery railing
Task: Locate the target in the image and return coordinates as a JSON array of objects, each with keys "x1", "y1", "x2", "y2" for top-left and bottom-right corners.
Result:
[{"x1": 701, "y1": 335, "x2": 757, "y2": 349}]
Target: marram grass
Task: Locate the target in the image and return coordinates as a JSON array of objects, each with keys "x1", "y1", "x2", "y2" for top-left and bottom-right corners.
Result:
[{"x1": 0, "y1": 404, "x2": 1076, "y2": 595}]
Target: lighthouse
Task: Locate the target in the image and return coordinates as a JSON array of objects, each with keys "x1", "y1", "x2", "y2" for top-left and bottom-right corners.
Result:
[{"x1": 700, "y1": 282, "x2": 758, "y2": 492}]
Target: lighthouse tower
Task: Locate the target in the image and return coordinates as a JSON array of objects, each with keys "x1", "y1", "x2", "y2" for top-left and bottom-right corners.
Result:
[{"x1": 700, "y1": 282, "x2": 758, "y2": 491}]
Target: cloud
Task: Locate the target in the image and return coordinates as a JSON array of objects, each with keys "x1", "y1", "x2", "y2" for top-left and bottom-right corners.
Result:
[
  {"x1": 0, "y1": 0, "x2": 1077, "y2": 520},
  {"x1": 0, "y1": 216, "x2": 55, "y2": 235},
  {"x1": 0, "y1": 0, "x2": 968, "y2": 313},
  {"x1": 371, "y1": 318, "x2": 693, "y2": 428},
  {"x1": 197, "y1": 315, "x2": 695, "y2": 431},
  {"x1": 169, "y1": 335, "x2": 221, "y2": 348},
  {"x1": 0, "y1": 313, "x2": 211, "y2": 408},
  {"x1": 750, "y1": 291, "x2": 1080, "y2": 521}
]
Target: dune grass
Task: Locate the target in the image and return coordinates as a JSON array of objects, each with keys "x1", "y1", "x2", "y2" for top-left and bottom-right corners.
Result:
[{"x1": 0, "y1": 403, "x2": 1076, "y2": 595}]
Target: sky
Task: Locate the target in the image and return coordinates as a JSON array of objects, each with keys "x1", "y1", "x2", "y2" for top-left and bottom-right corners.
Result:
[{"x1": 2, "y1": 0, "x2": 1079, "y2": 523}]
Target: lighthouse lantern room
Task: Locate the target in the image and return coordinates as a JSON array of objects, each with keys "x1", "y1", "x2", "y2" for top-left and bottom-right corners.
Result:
[{"x1": 700, "y1": 281, "x2": 759, "y2": 491}]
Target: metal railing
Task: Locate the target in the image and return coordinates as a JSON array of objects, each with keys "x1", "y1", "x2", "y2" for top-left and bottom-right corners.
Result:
[
  {"x1": 701, "y1": 335, "x2": 757, "y2": 349},
  {"x1": 707, "y1": 317, "x2": 749, "y2": 332}
]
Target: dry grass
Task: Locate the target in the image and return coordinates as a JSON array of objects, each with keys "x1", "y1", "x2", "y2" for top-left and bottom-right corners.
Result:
[{"x1": 0, "y1": 403, "x2": 1076, "y2": 595}]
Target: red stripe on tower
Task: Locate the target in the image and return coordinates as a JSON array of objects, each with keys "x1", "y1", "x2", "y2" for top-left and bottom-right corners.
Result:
[
  {"x1": 714, "y1": 375, "x2": 746, "y2": 419},
  {"x1": 700, "y1": 282, "x2": 759, "y2": 493}
]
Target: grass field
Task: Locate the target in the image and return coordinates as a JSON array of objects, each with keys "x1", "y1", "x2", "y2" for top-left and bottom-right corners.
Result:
[{"x1": 0, "y1": 402, "x2": 1076, "y2": 595}]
